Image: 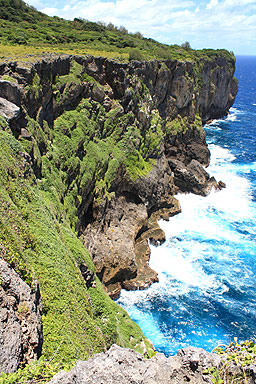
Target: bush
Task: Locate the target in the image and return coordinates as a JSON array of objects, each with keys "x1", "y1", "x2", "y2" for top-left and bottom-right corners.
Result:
[{"x1": 129, "y1": 48, "x2": 145, "y2": 62}]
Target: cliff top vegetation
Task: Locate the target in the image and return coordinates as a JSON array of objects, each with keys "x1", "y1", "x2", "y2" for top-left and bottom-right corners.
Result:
[{"x1": 0, "y1": 0, "x2": 235, "y2": 64}]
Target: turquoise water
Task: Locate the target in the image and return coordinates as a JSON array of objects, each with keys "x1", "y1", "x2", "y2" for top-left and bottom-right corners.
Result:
[{"x1": 117, "y1": 56, "x2": 256, "y2": 355}]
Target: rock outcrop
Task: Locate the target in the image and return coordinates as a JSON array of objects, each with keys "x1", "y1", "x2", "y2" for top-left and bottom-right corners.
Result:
[
  {"x1": 0, "y1": 96, "x2": 20, "y2": 123},
  {"x1": 0, "y1": 53, "x2": 238, "y2": 297},
  {"x1": 48, "y1": 344, "x2": 222, "y2": 384},
  {"x1": 0, "y1": 259, "x2": 43, "y2": 373}
]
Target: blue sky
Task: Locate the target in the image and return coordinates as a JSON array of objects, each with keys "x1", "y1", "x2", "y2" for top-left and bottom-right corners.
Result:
[{"x1": 26, "y1": 0, "x2": 256, "y2": 55}]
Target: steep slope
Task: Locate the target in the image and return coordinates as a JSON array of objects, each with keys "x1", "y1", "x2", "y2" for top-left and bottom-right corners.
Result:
[{"x1": 0, "y1": 51, "x2": 237, "y2": 381}]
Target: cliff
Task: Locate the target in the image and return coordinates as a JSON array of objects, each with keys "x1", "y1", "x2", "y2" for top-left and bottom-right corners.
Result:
[{"x1": 0, "y1": 51, "x2": 237, "y2": 380}]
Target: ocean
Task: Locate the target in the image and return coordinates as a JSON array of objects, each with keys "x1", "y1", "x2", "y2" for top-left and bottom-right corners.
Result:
[{"x1": 117, "y1": 55, "x2": 256, "y2": 355}]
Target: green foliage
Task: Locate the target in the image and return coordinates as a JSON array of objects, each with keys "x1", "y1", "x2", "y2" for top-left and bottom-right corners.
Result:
[
  {"x1": 0, "y1": 115, "x2": 8, "y2": 130},
  {"x1": 55, "y1": 60, "x2": 82, "y2": 88},
  {"x1": 0, "y1": 357, "x2": 72, "y2": 384},
  {"x1": 25, "y1": 72, "x2": 42, "y2": 99},
  {"x1": 129, "y1": 48, "x2": 145, "y2": 61},
  {"x1": 140, "y1": 110, "x2": 164, "y2": 159},
  {"x1": 194, "y1": 114, "x2": 203, "y2": 130},
  {"x1": 165, "y1": 115, "x2": 190, "y2": 136},
  {"x1": 207, "y1": 338, "x2": 256, "y2": 383},
  {"x1": 0, "y1": 111, "x2": 154, "y2": 378},
  {"x1": 1, "y1": 74, "x2": 17, "y2": 83}
]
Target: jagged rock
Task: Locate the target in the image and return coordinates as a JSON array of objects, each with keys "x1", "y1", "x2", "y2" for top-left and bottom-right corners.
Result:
[
  {"x1": 83, "y1": 195, "x2": 148, "y2": 294},
  {"x1": 91, "y1": 84, "x2": 105, "y2": 102},
  {"x1": 82, "y1": 159, "x2": 180, "y2": 297},
  {"x1": 0, "y1": 259, "x2": 43, "y2": 373},
  {"x1": 169, "y1": 158, "x2": 218, "y2": 196},
  {"x1": 18, "y1": 127, "x2": 32, "y2": 140},
  {"x1": 48, "y1": 344, "x2": 222, "y2": 384},
  {"x1": 0, "y1": 97, "x2": 20, "y2": 123},
  {"x1": 218, "y1": 180, "x2": 226, "y2": 189},
  {"x1": 0, "y1": 80, "x2": 21, "y2": 105}
]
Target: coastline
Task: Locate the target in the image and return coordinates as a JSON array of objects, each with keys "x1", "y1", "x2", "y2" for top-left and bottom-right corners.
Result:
[{"x1": 0, "y1": 51, "x2": 237, "y2": 374}]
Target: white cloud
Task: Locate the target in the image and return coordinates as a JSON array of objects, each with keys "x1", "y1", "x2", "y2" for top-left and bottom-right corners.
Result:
[
  {"x1": 25, "y1": 0, "x2": 43, "y2": 7},
  {"x1": 206, "y1": 0, "x2": 219, "y2": 10},
  {"x1": 63, "y1": 4, "x2": 70, "y2": 12},
  {"x1": 41, "y1": 7, "x2": 59, "y2": 16},
  {"x1": 25, "y1": 0, "x2": 256, "y2": 55}
]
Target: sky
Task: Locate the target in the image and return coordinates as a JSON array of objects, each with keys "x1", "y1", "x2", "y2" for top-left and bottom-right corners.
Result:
[{"x1": 26, "y1": 0, "x2": 256, "y2": 55}]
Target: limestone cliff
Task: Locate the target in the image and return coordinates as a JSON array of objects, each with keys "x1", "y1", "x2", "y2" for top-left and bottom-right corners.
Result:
[{"x1": 0, "y1": 51, "x2": 237, "y2": 372}]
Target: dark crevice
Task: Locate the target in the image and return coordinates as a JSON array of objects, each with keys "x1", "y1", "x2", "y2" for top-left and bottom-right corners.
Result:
[
  {"x1": 104, "y1": 268, "x2": 137, "y2": 286},
  {"x1": 78, "y1": 200, "x2": 94, "y2": 234},
  {"x1": 121, "y1": 191, "x2": 144, "y2": 205},
  {"x1": 135, "y1": 225, "x2": 148, "y2": 242},
  {"x1": 96, "y1": 267, "x2": 105, "y2": 282}
]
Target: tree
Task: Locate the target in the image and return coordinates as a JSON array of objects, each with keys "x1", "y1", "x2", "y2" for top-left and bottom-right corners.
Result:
[
  {"x1": 119, "y1": 26, "x2": 128, "y2": 34},
  {"x1": 181, "y1": 41, "x2": 191, "y2": 50},
  {"x1": 133, "y1": 31, "x2": 143, "y2": 39}
]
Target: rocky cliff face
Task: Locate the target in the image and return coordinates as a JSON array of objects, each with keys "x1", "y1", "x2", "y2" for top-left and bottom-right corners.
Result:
[
  {"x1": 0, "y1": 53, "x2": 237, "y2": 299},
  {"x1": 0, "y1": 259, "x2": 42, "y2": 373}
]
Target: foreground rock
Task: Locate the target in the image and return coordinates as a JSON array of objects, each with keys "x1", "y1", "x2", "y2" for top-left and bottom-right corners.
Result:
[
  {"x1": 0, "y1": 259, "x2": 43, "y2": 373},
  {"x1": 48, "y1": 344, "x2": 221, "y2": 384}
]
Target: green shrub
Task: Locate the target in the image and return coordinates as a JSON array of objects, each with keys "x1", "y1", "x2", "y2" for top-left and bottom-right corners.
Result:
[{"x1": 129, "y1": 48, "x2": 145, "y2": 62}]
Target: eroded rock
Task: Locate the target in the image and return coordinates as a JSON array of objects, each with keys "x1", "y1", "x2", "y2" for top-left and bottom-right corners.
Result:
[
  {"x1": 0, "y1": 259, "x2": 43, "y2": 373},
  {"x1": 0, "y1": 97, "x2": 20, "y2": 123},
  {"x1": 168, "y1": 158, "x2": 218, "y2": 196},
  {"x1": 48, "y1": 344, "x2": 222, "y2": 384}
]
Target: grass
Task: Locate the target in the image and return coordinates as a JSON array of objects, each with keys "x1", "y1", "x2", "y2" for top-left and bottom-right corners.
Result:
[
  {"x1": 205, "y1": 339, "x2": 256, "y2": 384},
  {"x1": 0, "y1": 123, "x2": 154, "y2": 383}
]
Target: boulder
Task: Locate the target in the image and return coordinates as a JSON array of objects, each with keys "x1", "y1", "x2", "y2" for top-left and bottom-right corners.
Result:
[{"x1": 0, "y1": 97, "x2": 20, "y2": 123}]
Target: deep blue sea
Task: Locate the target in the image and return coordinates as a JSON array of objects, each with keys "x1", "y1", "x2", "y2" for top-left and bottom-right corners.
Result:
[{"x1": 117, "y1": 55, "x2": 256, "y2": 355}]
